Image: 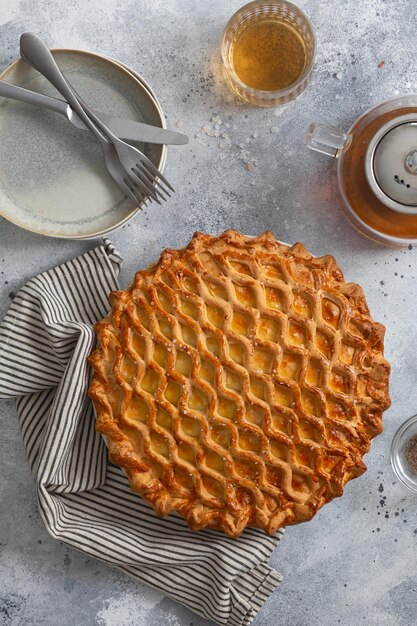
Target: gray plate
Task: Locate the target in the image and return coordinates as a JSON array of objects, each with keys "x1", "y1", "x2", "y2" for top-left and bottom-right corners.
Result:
[{"x1": 0, "y1": 50, "x2": 166, "y2": 239}]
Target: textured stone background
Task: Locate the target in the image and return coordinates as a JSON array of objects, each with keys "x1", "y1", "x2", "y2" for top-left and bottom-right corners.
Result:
[{"x1": 1, "y1": 0, "x2": 417, "y2": 624}]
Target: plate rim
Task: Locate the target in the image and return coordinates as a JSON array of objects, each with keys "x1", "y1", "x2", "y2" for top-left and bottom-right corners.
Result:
[{"x1": 0, "y1": 48, "x2": 167, "y2": 240}]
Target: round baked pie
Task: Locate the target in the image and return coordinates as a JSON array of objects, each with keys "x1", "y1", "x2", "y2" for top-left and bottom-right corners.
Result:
[{"x1": 88, "y1": 230, "x2": 391, "y2": 538}]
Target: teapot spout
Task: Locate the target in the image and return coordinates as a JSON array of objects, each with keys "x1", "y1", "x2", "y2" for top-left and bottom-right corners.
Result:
[{"x1": 306, "y1": 123, "x2": 352, "y2": 158}]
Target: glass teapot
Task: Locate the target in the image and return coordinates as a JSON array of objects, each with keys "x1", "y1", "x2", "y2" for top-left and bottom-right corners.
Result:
[{"x1": 306, "y1": 95, "x2": 417, "y2": 246}]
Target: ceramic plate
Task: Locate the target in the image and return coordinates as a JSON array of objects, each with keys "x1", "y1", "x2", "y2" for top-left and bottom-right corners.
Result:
[{"x1": 0, "y1": 50, "x2": 166, "y2": 239}]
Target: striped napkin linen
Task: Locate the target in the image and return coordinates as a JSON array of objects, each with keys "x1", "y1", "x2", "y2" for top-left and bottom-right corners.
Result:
[{"x1": 0, "y1": 239, "x2": 284, "y2": 626}]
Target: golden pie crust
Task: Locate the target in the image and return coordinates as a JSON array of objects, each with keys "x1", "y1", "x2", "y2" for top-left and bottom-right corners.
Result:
[{"x1": 88, "y1": 230, "x2": 391, "y2": 537}]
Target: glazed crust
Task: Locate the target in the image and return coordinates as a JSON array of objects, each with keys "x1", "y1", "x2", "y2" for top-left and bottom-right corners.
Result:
[{"x1": 88, "y1": 230, "x2": 391, "y2": 537}]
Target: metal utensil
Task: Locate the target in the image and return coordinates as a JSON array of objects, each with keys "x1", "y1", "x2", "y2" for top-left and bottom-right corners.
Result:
[
  {"x1": 0, "y1": 79, "x2": 188, "y2": 145},
  {"x1": 20, "y1": 33, "x2": 171, "y2": 205}
]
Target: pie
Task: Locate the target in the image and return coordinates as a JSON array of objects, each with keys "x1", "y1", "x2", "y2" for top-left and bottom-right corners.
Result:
[{"x1": 88, "y1": 230, "x2": 391, "y2": 537}]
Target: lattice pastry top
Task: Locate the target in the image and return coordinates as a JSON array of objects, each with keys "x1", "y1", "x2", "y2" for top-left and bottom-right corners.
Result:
[{"x1": 88, "y1": 230, "x2": 391, "y2": 537}]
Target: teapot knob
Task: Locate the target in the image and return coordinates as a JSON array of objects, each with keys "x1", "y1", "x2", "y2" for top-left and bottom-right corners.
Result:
[{"x1": 405, "y1": 149, "x2": 417, "y2": 175}]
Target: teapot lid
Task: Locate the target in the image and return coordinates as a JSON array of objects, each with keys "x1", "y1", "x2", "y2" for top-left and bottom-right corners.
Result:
[{"x1": 366, "y1": 113, "x2": 417, "y2": 214}]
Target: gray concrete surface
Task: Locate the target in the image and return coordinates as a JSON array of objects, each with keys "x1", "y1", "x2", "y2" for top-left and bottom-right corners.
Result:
[{"x1": 1, "y1": 0, "x2": 417, "y2": 624}]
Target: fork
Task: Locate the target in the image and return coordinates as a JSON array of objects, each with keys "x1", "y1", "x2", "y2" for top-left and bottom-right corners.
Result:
[
  {"x1": 74, "y1": 89, "x2": 173, "y2": 204},
  {"x1": 20, "y1": 33, "x2": 173, "y2": 206}
]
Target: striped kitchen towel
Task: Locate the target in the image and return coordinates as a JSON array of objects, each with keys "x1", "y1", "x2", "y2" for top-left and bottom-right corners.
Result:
[{"x1": 0, "y1": 239, "x2": 283, "y2": 626}]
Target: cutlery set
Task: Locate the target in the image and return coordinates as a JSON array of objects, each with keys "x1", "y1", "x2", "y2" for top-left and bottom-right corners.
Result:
[{"x1": 1, "y1": 33, "x2": 187, "y2": 209}]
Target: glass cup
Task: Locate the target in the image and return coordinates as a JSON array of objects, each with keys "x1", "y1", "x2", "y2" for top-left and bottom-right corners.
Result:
[
  {"x1": 221, "y1": 0, "x2": 316, "y2": 107},
  {"x1": 391, "y1": 414, "x2": 417, "y2": 492}
]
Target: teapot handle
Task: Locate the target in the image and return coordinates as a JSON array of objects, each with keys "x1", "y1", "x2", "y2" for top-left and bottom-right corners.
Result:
[{"x1": 306, "y1": 123, "x2": 352, "y2": 158}]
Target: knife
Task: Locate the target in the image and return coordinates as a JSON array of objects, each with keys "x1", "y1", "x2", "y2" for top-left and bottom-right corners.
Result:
[{"x1": 0, "y1": 79, "x2": 188, "y2": 145}]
